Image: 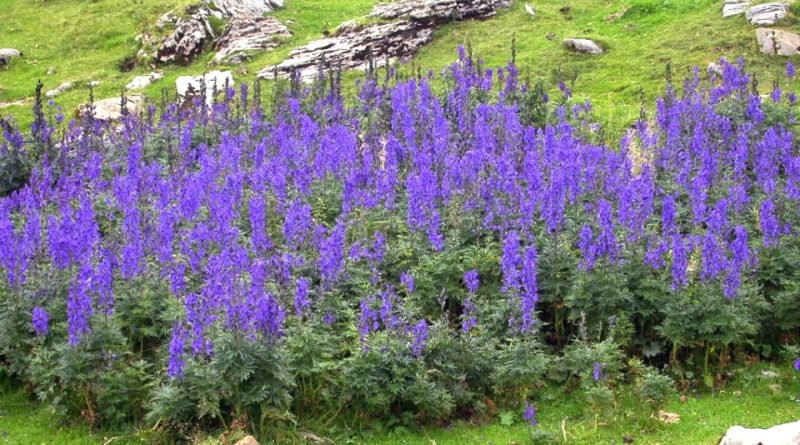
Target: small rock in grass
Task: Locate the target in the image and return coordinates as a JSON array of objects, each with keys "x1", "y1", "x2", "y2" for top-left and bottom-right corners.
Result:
[
  {"x1": 761, "y1": 370, "x2": 780, "y2": 378},
  {"x1": 0, "y1": 48, "x2": 21, "y2": 68},
  {"x1": 234, "y1": 435, "x2": 260, "y2": 445},
  {"x1": 77, "y1": 95, "x2": 144, "y2": 121},
  {"x1": 126, "y1": 72, "x2": 165, "y2": 90},
  {"x1": 45, "y1": 82, "x2": 74, "y2": 98},
  {"x1": 723, "y1": 1, "x2": 750, "y2": 18},
  {"x1": 718, "y1": 421, "x2": 800, "y2": 445},
  {"x1": 563, "y1": 38, "x2": 603, "y2": 54},
  {"x1": 175, "y1": 70, "x2": 235, "y2": 106}
]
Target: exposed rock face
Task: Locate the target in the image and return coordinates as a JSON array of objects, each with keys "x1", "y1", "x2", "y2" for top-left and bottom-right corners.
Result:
[
  {"x1": 718, "y1": 421, "x2": 800, "y2": 445},
  {"x1": 258, "y1": 0, "x2": 511, "y2": 80},
  {"x1": 77, "y1": 95, "x2": 145, "y2": 121},
  {"x1": 127, "y1": 72, "x2": 165, "y2": 90},
  {"x1": 723, "y1": 0, "x2": 750, "y2": 18},
  {"x1": 0, "y1": 48, "x2": 21, "y2": 67},
  {"x1": 214, "y1": 16, "x2": 291, "y2": 63},
  {"x1": 746, "y1": 2, "x2": 788, "y2": 25},
  {"x1": 156, "y1": 6, "x2": 215, "y2": 64},
  {"x1": 208, "y1": 0, "x2": 284, "y2": 17},
  {"x1": 45, "y1": 82, "x2": 74, "y2": 98},
  {"x1": 756, "y1": 28, "x2": 800, "y2": 56},
  {"x1": 176, "y1": 70, "x2": 235, "y2": 106},
  {"x1": 563, "y1": 38, "x2": 604, "y2": 54}
]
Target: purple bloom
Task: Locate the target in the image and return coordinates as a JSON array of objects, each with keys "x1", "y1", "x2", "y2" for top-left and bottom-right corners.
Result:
[
  {"x1": 787, "y1": 61, "x2": 796, "y2": 79},
  {"x1": 461, "y1": 298, "x2": 477, "y2": 334},
  {"x1": 400, "y1": 271, "x2": 415, "y2": 293},
  {"x1": 411, "y1": 319, "x2": 428, "y2": 357},
  {"x1": 32, "y1": 307, "x2": 48, "y2": 337},
  {"x1": 760, "y1": 198, "x2": 780, "y2": 247},
  {"x1": 168, "y1": 322, "x2": 186, "y2": 379},
  {"x1": 523, "y1": 402, "x2": 538, "y2": 427},
  {"x1": 593, "y1": 362, "x2": 603, "y2": 381},
  {"x1": 794, "y1": 358, "x2": 800, "y2": 371},
  {"x1": 500, "y1": 231, "x2": 521, "y2": 293},
  {"x1": 464, "y1": 269, "x2": 480, "y2": 294},
  {"x1": 294, "y1": 277, "x2": 311, "y2": 317}
]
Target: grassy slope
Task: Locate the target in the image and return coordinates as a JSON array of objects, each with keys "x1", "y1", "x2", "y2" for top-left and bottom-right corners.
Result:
[
  {"x1": 1, "y1": 363, "x2": 798, "y2": 444},
  {"x1": 1, "y1": 0, "x2": 797, "y2": 129}
]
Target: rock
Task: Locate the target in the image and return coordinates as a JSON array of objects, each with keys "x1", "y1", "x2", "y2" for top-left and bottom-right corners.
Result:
[
  {"x1": 213, "y1": 16, "x2": 291, "y2": 63},
  {"x1": 708, "y1": 62, "x2": 724, "y2": 77},
  {"x1": 126, "y1": 72, "x2": 165, "y2": 90},
  {"x1": 87, "y1": 81, "x2": 101, "y2": 87},
  {"x1": 0, "y1": 48, "x2": 21, "y2": 67},
  {"x1": 563, "y1": 38, "x2": 604, "y2": 54},
  {"x1": 45, "y1": 82, "x2": 74, "y2": 98},
  {"x1": 156, "y1": 11, "x2": 179, "y2": 30},
  {"x1": 258, "y1": 0, "x2": 511, "y2": 80},
  {"x1": 746, "y1": 2, "x2": 788, "y2": 26},
  {"x1": 176, "y1": 70, "x2": 234, "y2": 106},
  {"x1": 156, "y1": 6, "x2": 215, "y2": 64},
  {"x1": 761, "y1": 370, "x2": 780, "y2": 378},
  {"x1": 208, "y1": 0, "x2": 284, "y2": 18},
  {"x1": 77, "y1": 95, "x2": 145, "y2": 121},
  {"x1": 756, "y1": 28, "x2": 800, "y2": 56},
  {"x1": 723, "y1": 1, "x2": 750, "y2": 18},
  {"x1": 234, "y1": 435, "x2": 260, "y2": 445},
  {"x1": 718, "y1": 421, "x2": 800, "y2": 445}
]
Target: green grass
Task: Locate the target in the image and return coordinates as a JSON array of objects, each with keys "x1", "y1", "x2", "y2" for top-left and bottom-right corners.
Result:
[
  {"x1": 3, "y1": 363, "x2": 798, "y2": 444},
  {"x1": 2, "y1": 0, "x2": 798, "y2": 129}
]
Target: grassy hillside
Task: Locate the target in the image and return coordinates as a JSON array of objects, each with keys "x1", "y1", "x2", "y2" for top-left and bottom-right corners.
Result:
[{"x1": 0, "y1": 0, "x2": 797, "y2": 128}]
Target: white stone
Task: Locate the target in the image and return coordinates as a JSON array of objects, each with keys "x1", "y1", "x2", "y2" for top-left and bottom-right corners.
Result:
[
  {"x1": 45, "y1": 82, "x2": 73, "y2": 98},
  {"x1": 126, "y1": 72, "x2": 165, "y2": 90},
  {"x1": 756, "y1": 28, "x2": 800, "y2": 56},
  {"x1": 78, "y1": 95, "x2": 145, "y2": 121},
  {"x1": 563, "y1": 38, "x2": 604, "y2": 54},
  {"x1": 746, "y1": 2, "x2": 788, "y2": 26},
  {"x1": 175, "y1": 70, "x2": 234, "y2": 106},
  {"x1": 723, "y1": 1, "x2": 750, "y2": 17},
  {"x1": 719, "y1": 421, "x2": 800, "y2": 445}
]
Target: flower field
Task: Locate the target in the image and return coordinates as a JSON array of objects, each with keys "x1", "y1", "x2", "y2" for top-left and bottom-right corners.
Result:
[{"x1": 1, "y1": 50, "x2": 799, "y2": 441}]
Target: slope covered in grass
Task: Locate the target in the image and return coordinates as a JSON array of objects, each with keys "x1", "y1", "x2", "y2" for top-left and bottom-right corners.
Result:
[{"x1": 1, "y1": 0, "x2": 797, "y2": 128}]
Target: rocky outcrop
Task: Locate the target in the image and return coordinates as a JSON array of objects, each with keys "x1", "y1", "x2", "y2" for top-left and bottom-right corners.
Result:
[
  {"x1": 722, "y1": 0, "x2": 750, "y2": 18},
  {"x1": 77, "y1": 95, "x2": 145, "y2": 121},
  {"x1": 746, "y1": 2, "x2": 788, "y2": 25},
  {"x1": 176, "y1": 70, "x2": 235, "y2": 106},
  {"x1": 258, "y1": 0, "x2": 511, "y2": 80},
  {"x1": 755, "y1": 28, "x2": 800, "y2": 56},
  {"x1": 718, "y1": 421, "x2": 800, "y2": 445},
  {"x1": 563, "y1": 38, "x2": 604, "y2": 54},
  {"x1": 156, "y1": 6, "x2": 216, "y2": 64},
  {"x1": 213, "y1": 16, "x2": 291, "y2": 63},
  {"x1": 208, "y1": 0, "x2": 284, "y2": 17}
]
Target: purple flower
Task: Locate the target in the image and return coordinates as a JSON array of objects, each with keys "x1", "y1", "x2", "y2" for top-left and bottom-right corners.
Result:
[
  {"x1": 794, "y1": 358, "x2": 800, "y2": 371},
  {"x1": 523, "y1": 402, "x2": 538, "y2": 427},
  {"x1": 294, "y1": 277, "x2": 311, "y2": 317},
  {"x1": 168, "y1": 322, "x2": 186, "y2": 379},
  {"x1": 411, "y1": 319, "x2": 428, "y2": 357},
  {"x1": 464, "y1": 269, "x2": 480, "y2": 294},
  {"x1": 32, "y1": 307, "x2": 48, "y2": 337},
  {"x1": 593, "y1": 362, "x2": 603, "y2": 381},
  {"x1": 787, "y1": 61, "x2": 796, "y2": 79},
  {"x1": 760, "y1": 198, "x2": 780, "y2": 247},
  {"x1": 461, "y1": 298, "x2": 477, "y2": 334},
  {"x1": 400, "y1": 271, "x2": 415, "y2": 293},
  {"x1": 500, "y1": 231, "x2": 521, "y2": 293}
]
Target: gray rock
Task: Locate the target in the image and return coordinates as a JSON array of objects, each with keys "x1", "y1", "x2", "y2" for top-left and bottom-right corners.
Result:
[
  {"x1": 213, "y1": 16, "x2": 291, "y2": 63},
  {"x1": 126, "y1": 72, "x2": 165, "y2": 90},
  {"x1": 563, "y1": 38, "x2": 604, "y2": 54},
  {"x1": 746, "y1": 2, "x2": 788, "y2": 25},
  {"x1": 45, "y1": 82, "x2": 74, "y2": 98},
  {"x1": 258, "y1": 0, "x2": 511, "y2": 80},
  {"x1": 233, "y1": 435, "x2": 260, "y2": 445},
  {"x1": 723, "y1": 1, "x2": 750, "y2": 18},
  {"x1": 176, "y1": 70, "x2": 235, "y2": 106},
  {"x1": 208, "y1": 0, "x2": 284, "y2": 18},
  {"x1": 718, "y1": 421, "x2": 800, "y2": 445},
  {"x1": 708, "y1": 62, "x2": 724, "y2": 77},
  {"x1": 156, "y1": 6, "x2": 215, "y2": 64},
  {"x1": 0, "y1": 48, "x2": 21, "y2": 67},
  {"x1": 756, "y1": 28, "x2": 800, "y2": 56},
  {"x1": 77, "y1": 95, "x2": 145, "y2": 121},
  {"x1": 524, "y1": 3, "x2": 536, "y2": 17}
]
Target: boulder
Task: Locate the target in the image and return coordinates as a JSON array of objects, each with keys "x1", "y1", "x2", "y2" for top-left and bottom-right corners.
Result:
[
  {"x1": 718, "y1": 421, "x2": 800, "y2": 445},
  {"x1": 126, "y1": 72, "x2": 165, "y2": 90},
  {"x1": 746, "y1": 2, "x2": 788, "y2": 25},
  {"x1": 756, "y1": 28, "x2": 800, "y2": 56},
  {"x1": 233, "y1": 435, "x2": 260, "y2": 445},
  {"x1": 208, "y1": 0, "x2": 284, "y2": 18},
  {"x1": 45, "y1": 82, "x2": 74, "y2": 98},
  {"x1": 77, "y1": 95, "x2": 145, "y2": 121},
  {"x1": 156, "y1": 6, "x2": 215, "y2": 64},
  {"x1": 723, "y1": 0, "x2": 750, "y2": 18},
  {"x1": 258, "y1": 0, "x2": 511, "y2": 80},
  {"x1": 563, "y1": 38, "x2": 604, "y2": 54},
  {"x1": 176, "y1": 70, "x2": 235, "y2": 106},
  {"x1": 213, "y1": 16, "x2": 291, "y2": 63},
  {"x1": 0, "y1": 48, "x2": 21, "y2": 67}
]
